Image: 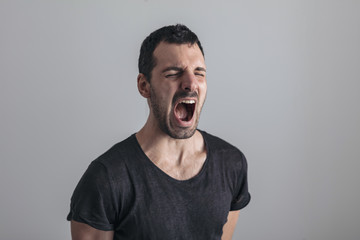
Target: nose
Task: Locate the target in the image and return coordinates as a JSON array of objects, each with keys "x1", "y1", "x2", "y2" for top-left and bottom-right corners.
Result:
[{"x1": 181, "y1": 71, "x2": 198, "y2": 92}]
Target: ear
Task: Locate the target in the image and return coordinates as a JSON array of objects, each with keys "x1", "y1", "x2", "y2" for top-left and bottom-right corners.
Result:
[{"x1": 137, "y1": 73, "x2": 150, "y2": 98}]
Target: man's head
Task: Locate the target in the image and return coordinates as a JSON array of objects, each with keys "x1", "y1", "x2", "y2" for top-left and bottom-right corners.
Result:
[
  {"x1": 138, "y1": 24, "x2": 204, "y2": 82},
  {"x1": 137, "y1": 24, "x2": 207, "y2": 139}
]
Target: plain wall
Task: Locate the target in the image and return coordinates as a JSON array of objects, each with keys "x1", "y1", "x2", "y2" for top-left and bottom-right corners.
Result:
[{"x1": 1, "y1": 0, "x2": 360, "y2": 239}]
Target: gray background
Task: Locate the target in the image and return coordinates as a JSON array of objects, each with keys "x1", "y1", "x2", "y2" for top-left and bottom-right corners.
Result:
[{"x1": 1, "y1": 0, "x2": 360, "y2": 239}]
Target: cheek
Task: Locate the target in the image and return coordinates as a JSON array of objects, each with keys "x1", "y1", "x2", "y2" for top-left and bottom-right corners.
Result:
[
  {"x1": 158, "y1": 93, "x2": 174, "y2": 111},
  {"x1": 200, "y1": 78, "x2": 207, "y2": 90},
  {"x1": 200, "y1": 82, "x2": 207, "y2": 99}
]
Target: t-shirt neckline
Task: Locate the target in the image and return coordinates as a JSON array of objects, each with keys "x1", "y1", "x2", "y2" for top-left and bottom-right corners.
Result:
[{"x1": 131, "y1": 129, "x2": 210, "y2": 184}]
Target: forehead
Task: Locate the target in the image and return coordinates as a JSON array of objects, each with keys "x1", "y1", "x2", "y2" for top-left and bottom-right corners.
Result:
[{"x1": 152, "y1": 42, "x2": 205, "y2": 68}]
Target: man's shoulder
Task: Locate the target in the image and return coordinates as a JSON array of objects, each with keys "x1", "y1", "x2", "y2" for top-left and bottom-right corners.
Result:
[
  {"x1": 200, "y1": 130, "x2": 247, "y2": 171},
  {"x1": 200, "y1": 129, "x2": 242, "y2": 153},
  {"x1": 93, "y1": 133, "x2": 138, "y2": 168}
]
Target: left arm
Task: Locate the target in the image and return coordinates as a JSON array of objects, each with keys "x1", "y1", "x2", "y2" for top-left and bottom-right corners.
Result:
[{"x1": 221, "y1": 210, "x2": 240, "y2": 240}]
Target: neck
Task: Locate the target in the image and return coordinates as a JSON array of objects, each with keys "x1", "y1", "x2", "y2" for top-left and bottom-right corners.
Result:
[{"x1": 135, "y1": 117, "x2": 204, "y2": 166}]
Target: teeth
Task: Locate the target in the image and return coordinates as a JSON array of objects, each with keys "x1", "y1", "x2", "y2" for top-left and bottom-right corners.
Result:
[{"x1": 181, "y1": 100, "x2": 195, "y2": 104}]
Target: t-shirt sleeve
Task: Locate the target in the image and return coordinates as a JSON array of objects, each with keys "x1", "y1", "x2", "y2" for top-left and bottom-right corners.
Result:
[
  {"x1": 230, "y1": 151, "x2": 251, "y2": 211},
  {"x1": 67, "y1": 161, "x2": 116, "y2": 231}
]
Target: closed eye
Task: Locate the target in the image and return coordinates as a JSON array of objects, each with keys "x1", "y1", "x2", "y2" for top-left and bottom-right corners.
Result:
[
  {"x1": 195, "y1": 72, "x2": 205, "y2": 77},
  {"x1": 195, "y1": 67, "x2": 206, "y2": 77},
  {"x1": 165, "y1": 72, "x2": 183, "y2": 78},
  {"x1": 163, "y1": 67, "x2": 184, "y2": 78}
]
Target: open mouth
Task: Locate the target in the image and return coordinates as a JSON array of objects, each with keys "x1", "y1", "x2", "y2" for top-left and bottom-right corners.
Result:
[{"x1": 174, "y1": 99, "x2": 196, "y2": 122}]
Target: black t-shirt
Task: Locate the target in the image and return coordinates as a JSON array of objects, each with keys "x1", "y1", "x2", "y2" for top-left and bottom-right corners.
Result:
[{"x1": 67, "y1": 130, "x2": 250, "y2": 240}]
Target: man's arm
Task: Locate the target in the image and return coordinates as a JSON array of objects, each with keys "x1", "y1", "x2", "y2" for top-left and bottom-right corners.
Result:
[
  {"x1": 222, "y1": 210, "x2": 240, "y2": 240},
  {"x1": 71, "y1": 220, "x2": 114, "y2": 240}
]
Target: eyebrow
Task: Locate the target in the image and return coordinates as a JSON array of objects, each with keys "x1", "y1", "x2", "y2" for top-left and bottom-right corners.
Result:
[
  {"x1": 195, "y1": 67, "x2": 206, "y2": 72},
  {"x1": 161, "y1": 66, "x2": 207, "y2": 73}
]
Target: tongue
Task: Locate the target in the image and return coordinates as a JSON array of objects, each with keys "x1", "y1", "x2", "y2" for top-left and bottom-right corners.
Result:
[{"x1": 175, "y1": 103, "x2": 188, "y2": 120}]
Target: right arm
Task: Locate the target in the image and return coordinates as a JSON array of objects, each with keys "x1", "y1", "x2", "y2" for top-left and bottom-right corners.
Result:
[
  {"x1": 68, "y1": 162, "x2": 116, "y2": 240},
  {"x1": 71, "y1": 220, "x2": 114, "y2": 240}
]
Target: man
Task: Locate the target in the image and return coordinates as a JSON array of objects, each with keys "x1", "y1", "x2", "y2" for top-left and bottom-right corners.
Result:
[{"x1": 67, "y1": 24, "x2": 250, "y2": 240}]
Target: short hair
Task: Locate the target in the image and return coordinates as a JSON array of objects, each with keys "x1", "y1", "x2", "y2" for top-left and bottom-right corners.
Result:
[{"x1": 138, "y1": 24, "x2": 204, "y2": 82}]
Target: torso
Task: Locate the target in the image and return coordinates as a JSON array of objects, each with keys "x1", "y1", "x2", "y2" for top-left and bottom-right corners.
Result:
[{"x1": 68, "y1": 130, "x2": 250, "y2": 240}]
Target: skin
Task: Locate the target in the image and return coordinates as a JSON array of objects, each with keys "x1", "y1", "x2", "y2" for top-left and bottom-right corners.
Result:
[
  {"x1": 71, "y1": 221, "x2": 114, "y2": 240},
  {"x1": 71, "y1": 42, "x2": 240, "y2": 239},
  {"x1": 222, "y1": 210, "x2": 241, "y2": 240}
]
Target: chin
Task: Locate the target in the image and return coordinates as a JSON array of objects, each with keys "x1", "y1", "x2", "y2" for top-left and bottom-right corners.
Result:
[
  {"x1": 166, "y1": 122, "x2": 199, "y2": 139},
  {"x1": 170, "y1": 128, "x2": 197, "y2": 139}
]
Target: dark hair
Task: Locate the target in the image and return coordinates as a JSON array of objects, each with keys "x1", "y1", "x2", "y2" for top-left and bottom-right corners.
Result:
[{"x1": 138, "y1": 24, "x2": 204, "y2": 82}]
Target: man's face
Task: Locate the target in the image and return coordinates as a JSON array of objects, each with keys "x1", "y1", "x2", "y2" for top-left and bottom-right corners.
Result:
[{"x1": 148, "y1": 41, "x2": 207, "y2": 139}]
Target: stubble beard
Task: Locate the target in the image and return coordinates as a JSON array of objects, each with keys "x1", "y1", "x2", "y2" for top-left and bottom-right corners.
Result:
[{"x1": 149, "y1": 86, "x2": 201, "y2": 139}]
